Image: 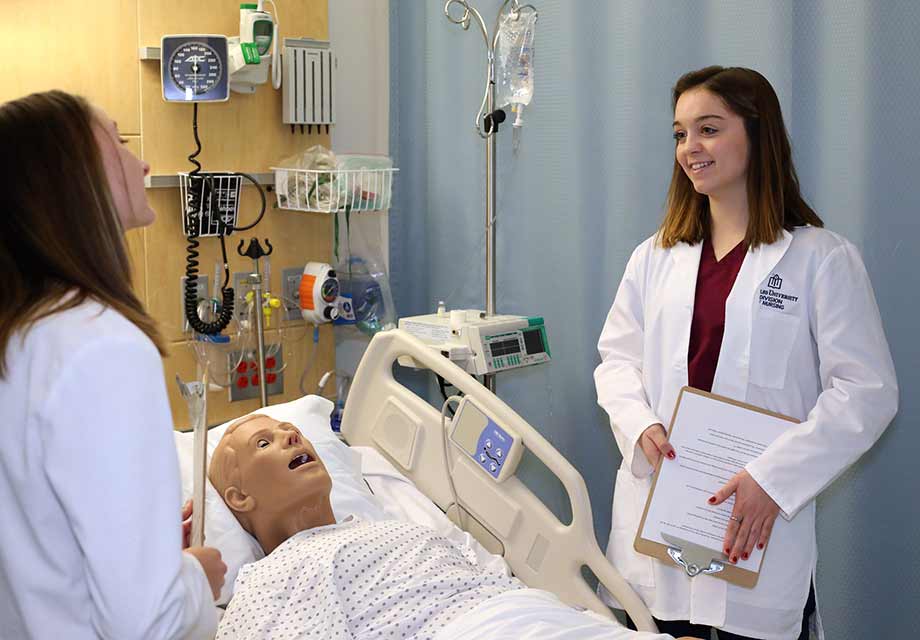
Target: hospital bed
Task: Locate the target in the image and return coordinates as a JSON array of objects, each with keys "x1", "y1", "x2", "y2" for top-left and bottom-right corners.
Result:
[
  {"x1": 175, "y1": 328, "x2": 658, "y2": 636},
  {"x1": 341, "y1": 328, "x2": 656, "y2": 632}
]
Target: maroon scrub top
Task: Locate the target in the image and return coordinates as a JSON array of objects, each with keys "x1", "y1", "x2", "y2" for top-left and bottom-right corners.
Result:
[{"x1": 687, "y1": 238, "x2": 747, "y2": 392}]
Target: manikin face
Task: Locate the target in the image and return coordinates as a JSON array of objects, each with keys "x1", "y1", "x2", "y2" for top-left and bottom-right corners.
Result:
[
  {"x1": 673, "y1": 88, "x2": 751, "y2": 201},
  {"x1": 218, "y1": 415, "x2": 332, "y2": 517},
  {"x1": 91, "y1": 108, "x2": 155, "y2": 230}
]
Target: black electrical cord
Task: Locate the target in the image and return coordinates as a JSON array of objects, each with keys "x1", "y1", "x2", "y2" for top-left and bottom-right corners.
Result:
[
  {"x1": 184, "y1": 102, "x2": 234, "y2": 335},
  {"x1": 231, "y1": 171, "x2": 267, "y2": 231},
  {"x1": 437, "y1": 373, "x2": 461, "y2": 416}
]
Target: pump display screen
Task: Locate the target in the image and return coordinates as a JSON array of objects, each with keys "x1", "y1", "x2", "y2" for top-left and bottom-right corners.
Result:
[
  {"x1": 489, "y1": 338, "x2": 521, "y2": 357},
  {"x1": 522, "y1": 328, "x2": 545, "y2": 355}
]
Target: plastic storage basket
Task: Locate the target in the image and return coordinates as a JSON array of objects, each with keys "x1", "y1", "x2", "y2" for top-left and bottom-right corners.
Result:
[
  {"x1": 179, "y1": 172, "x2": 242, "y2": 237},
  {"x1": 271, "y1": 166, "x2": 397, "y2": 213}
]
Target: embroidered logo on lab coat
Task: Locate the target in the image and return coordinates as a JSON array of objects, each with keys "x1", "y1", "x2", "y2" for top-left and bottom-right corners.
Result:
[{"x1": 759, "y1": 273, "x2": 798, "y2": 311}]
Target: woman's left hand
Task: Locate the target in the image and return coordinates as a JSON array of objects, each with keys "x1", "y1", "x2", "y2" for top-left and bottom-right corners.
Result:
[
  {"x1": 181, "y1": 499, "x2": 193, "y2": 549},
  {"x1": 709, "y1": 470, "x2": 780, "y2": 564}
]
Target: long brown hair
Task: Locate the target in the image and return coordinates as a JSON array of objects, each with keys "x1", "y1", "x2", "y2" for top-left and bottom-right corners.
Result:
[
  {"x1": 0, "y1": 90, "x2": 164, "y2": 377},
  {"x1": 658, "y1": 66, "x2": 823, "y2": 249}
]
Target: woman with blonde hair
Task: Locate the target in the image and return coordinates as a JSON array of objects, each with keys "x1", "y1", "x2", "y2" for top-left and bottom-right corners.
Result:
[
  {"x1": 0, "y1": 90, "x2": 225, "y2": 638},
  {"x1": 595, "y1": 67, "x2": 897, "y2": 639}
]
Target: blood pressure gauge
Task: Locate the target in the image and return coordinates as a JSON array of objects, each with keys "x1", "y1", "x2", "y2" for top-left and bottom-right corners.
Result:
[{"x1": 161, "y1": 35, "x2": 230, "y2": 102}]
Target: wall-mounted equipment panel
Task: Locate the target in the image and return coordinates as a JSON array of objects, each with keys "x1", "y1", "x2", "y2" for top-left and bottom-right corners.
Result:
[{"x1": 282, "y1": 38, "x2": 335, "y2": 127}]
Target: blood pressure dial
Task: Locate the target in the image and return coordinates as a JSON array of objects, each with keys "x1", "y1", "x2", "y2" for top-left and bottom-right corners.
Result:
[
  {"x1": 161, "y1": 35, "x2": 230, "y2": 102},
  {"x1": 170, "y1": 43, "x2": 222, "y2": 95}
]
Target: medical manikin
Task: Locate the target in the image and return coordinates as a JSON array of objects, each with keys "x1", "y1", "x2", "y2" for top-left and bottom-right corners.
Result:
[{"x1": 209, "y1": 415, "x2": 685, "y2": 640}]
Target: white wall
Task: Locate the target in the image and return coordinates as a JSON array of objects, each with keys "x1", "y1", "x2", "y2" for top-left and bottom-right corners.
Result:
[
  {"x1": 328, "y1": 0, "x2": 390, "y2": 377},
  {"x1": 329, "y1": 0, "x2": 389, "y2": 156}
]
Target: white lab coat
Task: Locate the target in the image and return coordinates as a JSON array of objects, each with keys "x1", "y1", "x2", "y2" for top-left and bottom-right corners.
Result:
[
  {"x1": 595, "y1": 226, "x2": 897, "y2": 640},
  {"x1": 0, "y1": 300, "x2": 217, "y2": 639}
]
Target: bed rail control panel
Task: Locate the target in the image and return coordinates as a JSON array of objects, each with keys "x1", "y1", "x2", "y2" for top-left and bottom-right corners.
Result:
[{"x1": 449, "y1": 397, "x2": 523, "y2": 482}]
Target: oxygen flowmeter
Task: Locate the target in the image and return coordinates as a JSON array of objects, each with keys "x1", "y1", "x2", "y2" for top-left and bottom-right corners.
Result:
[{"x1": 298, "y1": 262, "x2": 340, "y2": 324}]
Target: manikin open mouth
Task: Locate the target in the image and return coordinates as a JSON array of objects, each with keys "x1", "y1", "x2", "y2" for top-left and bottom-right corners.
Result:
[{"x1": 289, "y1": 453, "x2": 314, "y2": 470}]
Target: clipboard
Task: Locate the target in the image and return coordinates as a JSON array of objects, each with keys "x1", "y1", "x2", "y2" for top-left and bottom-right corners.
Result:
[{"x1": 633, "y1": 386, "x2": 798, "y2": 588}]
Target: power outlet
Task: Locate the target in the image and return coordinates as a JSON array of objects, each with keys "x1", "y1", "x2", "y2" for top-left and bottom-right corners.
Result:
[
  {"x1": 179, "y1": 275, "x2": 209, "y2": 333},
  {"x1": 282, "y1": 267, "x2": 304, "y2": 321},
  {"x1": 228, "y1": 346, "x2": 285, "y2": 402}
]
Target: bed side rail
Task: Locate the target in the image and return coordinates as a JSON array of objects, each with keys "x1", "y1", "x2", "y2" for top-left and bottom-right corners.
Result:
[{"x1": 341, "y1": 329, "x2": 656, "y2": 632}]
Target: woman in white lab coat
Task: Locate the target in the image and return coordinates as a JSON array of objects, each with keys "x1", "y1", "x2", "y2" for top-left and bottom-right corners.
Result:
[
  {"x1": 0, "y1": 91, "x2": 225, "y2": 638},
  {"x1": 595, "y1": 67, "x2": 898, "y2": 639}
]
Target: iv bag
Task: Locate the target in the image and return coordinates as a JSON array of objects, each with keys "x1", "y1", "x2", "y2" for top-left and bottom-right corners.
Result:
[{"x1": 495, "y1": 9, "x2": 536, "y2": 114}]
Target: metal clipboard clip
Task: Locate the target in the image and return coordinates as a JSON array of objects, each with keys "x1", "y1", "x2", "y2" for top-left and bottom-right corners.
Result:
[{"x1": 661, "y1": 533, "x2": 725, "y2": 578}]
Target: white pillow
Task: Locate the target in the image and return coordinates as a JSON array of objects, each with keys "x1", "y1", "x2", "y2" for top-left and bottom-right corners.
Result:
[{"x1": 173, "y1": 394, "x2": 387, "y2": 604}]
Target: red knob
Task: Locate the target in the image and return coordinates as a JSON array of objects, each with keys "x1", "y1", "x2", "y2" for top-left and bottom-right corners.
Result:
[
  {"x1": 236, "y1": 376, "x2": 248, "y2": 388},
  {"x1": 266, "y1": 373, "x2": 277, "y2": 384},
  {"x1": 265, "y1": 356, "x2": 277, "y2": 369}
]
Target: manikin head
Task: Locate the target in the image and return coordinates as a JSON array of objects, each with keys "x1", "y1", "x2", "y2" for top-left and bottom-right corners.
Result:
[{"x1": 209, "y1": 414, "x2": 335, "y2": 554}]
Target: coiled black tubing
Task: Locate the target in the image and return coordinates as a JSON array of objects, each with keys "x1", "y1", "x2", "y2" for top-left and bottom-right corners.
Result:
[{"x1": 184, "y1": 102, "x2": 234, "y2": 335}]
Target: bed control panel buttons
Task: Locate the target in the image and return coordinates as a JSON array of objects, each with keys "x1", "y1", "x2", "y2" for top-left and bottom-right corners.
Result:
[{"x1": 449, "y1": 397, "x2": 523, "y2": 482}]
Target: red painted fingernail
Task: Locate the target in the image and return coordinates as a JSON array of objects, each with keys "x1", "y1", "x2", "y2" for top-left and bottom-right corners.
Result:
[
  {"x1": 742, "y1": 552, "x2": 749, "y2": 560},
  {"x1": 757, "y1": 543, "x2": 764, "y2": 550},
  {"x1": 731, "y1": 556, "x2": 738, "y2": 563},
  {"x1": 724, "y1": 547, "x2": 731, "y2": 555},
  {"x1": 667, "y1": 451, "x2": 676, "y2": 460},
  {"x1": 708, "y1": 496, "x2": 717, "y2": 504}
]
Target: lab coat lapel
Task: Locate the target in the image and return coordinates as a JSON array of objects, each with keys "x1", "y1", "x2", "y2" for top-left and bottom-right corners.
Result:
[
  {"x1": 713, "y1": 230, "x2": 793, "y2": 400},
  {"x1": 669, "y1": 241, "x2": 703, "y2": 384}
]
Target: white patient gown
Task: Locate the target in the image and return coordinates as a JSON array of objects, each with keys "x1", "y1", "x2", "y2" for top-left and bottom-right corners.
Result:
[{"x1": 217, "y1": 517, "x2": 522, "y2": 639}]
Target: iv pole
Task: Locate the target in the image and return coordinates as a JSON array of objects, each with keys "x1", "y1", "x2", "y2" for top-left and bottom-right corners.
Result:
[{"x1": 445, "y1": 0, "x2": 534, "y2": 393}]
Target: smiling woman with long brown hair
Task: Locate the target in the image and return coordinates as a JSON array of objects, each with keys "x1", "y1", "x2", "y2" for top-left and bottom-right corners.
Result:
[
  {"x1": 0, "y1": 90, "x2": 225, "y2": 638},
  {"x1": 595, "y1": 67, "x2": 897, "y2": 639}
]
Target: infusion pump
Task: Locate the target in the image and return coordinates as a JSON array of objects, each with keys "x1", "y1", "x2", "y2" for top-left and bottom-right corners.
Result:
[{"x1": 397, "y1": 308, "x2": 550, "y2": 375}]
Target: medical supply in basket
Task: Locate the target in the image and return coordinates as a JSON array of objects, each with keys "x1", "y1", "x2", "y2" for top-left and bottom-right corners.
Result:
[
  {"x1": 397, "y1": 307, "x2": 550, "y2": 376},
  {"x1": 273, "y1": 147, "x2": 396, "y2": 212},
  {"x1": 275, "y1": 145, "x2": 338, "y2": 210}
]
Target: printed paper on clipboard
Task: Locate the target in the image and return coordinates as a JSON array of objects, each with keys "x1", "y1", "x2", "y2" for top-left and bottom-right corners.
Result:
[{"x1": 633, "y1": 387, "x2": 798, "y2": 588}]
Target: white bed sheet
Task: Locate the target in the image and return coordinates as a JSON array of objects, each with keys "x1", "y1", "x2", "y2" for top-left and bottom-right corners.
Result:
[
  {"x1": 353, "y1": 446, "x2": 673, "y2": 640},
  {"x1": 353, "y1": 445, "x2": 505, "y2": 573},
  {"x1": 436, "y1": 588, "x2": 671, "y2": 640}
]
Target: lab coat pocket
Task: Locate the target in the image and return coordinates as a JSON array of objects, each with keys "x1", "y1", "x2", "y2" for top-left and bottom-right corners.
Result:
[
  {"x1": 608, "y1": 469, "x2": 655, "y2": 588},
  {"x1": 749, "y1": 310, "x2": 801, "y2": 389}
]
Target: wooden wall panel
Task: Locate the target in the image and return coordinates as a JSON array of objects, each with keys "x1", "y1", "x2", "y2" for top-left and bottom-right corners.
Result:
[
  {"x1": 144, "y1": 188, "x2": 333, "y2": 342},
  {"x1": 138, "y1": 0, "x2": 330, "y2": 175},
  {"x1": 0, "y1": 0, "x2": 140, "y2": 133},
  {"x1": 166, "y1": 323, "x2": 336, "y2": 428},
  {"x1": 2, "y1": 1, "x2": 336, "y2": 429},
  {"x1": 136, "y1": 0, "x2": 336, "y2": 428}
]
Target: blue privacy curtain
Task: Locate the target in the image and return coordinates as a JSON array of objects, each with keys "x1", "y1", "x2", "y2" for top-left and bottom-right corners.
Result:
[{"x1": 389, "y1": 2, "x2": 919, "y2": 636}]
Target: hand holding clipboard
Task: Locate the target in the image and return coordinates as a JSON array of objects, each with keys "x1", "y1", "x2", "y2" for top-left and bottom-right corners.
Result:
[{"x1": 633, "y1": 387, "x2": 798, "y2": 588}]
